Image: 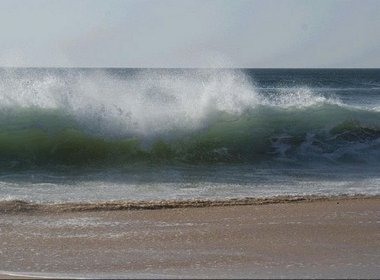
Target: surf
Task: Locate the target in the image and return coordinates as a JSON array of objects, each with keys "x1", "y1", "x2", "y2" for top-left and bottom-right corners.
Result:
[{"x1": 0, "y1": 68, "x2": 379, "y2": 169}]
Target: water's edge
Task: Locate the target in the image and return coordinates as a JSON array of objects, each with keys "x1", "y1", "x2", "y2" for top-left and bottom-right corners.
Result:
[{"x1": 1, "y1": 194, "x2": 377, "y2": 213}]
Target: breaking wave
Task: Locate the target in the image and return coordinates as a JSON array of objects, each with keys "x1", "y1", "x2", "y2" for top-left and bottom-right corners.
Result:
[{"x1": 0, "y1": 68, "x2": 379, "y2": 169}]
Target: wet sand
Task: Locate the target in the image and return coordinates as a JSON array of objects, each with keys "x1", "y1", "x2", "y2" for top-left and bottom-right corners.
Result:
[{"x1": 0, "y1": 197, "x2": 379, "y2": 278}]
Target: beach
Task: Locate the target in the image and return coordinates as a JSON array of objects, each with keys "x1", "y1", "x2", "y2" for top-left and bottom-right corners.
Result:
[
  {"x1": 0, "y1": 1, "x2": 379, "y2": 278},
  {"x1": 0, "y1": 196, "x2": 379, "y2": 278}
]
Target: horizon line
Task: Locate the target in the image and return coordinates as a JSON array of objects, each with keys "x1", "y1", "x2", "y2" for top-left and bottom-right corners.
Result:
[{"x1": 0, "y1": 66, "x2": 379, "y2": 70}]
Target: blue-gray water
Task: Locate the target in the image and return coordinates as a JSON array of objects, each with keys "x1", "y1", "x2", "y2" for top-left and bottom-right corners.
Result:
[{"x1": 0, "y1": 68, "x2": 379, "y2": 203}]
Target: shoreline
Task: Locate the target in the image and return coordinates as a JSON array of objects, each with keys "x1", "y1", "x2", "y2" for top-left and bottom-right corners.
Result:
[
  {"x1": 1, "y1": 196, "x2": 379, "y2": 278},
  {"x1": 1, "y1": 193, "x2": 378, "y2": 213}
]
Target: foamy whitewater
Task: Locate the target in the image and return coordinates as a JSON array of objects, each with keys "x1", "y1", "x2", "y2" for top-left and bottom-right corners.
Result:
[{"x1": 0, "y1": 68, "x2": 379, "y2": 204}]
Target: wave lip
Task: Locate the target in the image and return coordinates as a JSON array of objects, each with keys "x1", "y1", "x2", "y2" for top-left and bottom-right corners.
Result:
[
  {"x1": 0, "y1": 68, "x2": 371, "y2": 138},
  {"x1": 1, "y1": 194, "x2": 377, "y2": 213}
]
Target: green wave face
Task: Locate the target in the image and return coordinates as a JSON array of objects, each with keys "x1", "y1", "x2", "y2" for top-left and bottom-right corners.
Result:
[
  {"x1": 0, "y1": 109, "x2": 145, "y2": 168},
  {"x1": 176, "y1": 104, "x2": 380, "y2": 164},
  {"x1": 0, "y1": 104, "x2": 379, "y2": 169}
]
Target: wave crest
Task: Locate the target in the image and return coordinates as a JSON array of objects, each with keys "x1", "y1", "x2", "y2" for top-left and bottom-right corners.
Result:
[
  {"x1": 0, "y1": 69, "x2": 379, "y2": 168},
  {"x1": 0, "y1": 69, "x2": 344, "y2": 138}
]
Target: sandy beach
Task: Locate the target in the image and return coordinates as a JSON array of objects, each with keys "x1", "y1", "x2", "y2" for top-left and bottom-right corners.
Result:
[{"x1": 0, "y1": 197, "x2": 379, "y2": 279}]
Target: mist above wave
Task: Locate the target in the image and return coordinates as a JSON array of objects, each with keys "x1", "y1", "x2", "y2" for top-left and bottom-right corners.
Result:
[{"x1": 0, "y1": 68, "x2": 343, "y2": 138}]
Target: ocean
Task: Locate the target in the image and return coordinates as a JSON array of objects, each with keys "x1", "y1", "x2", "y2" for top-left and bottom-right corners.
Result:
[{"x1": 0, "y1": 68, "x2": 379, "y2": 205}]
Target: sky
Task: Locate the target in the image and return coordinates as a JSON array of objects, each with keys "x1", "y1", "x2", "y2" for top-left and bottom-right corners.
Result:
[{"x1": 0, "y1": 0, "x2": 379, "y2": 68}]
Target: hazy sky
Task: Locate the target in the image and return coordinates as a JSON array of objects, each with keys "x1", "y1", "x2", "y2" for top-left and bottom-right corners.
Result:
[{"x1": 0, "y1": 0, "x2": 379, "y2": 68}]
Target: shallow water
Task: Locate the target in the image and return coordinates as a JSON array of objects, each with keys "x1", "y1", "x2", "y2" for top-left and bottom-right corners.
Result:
[{"x1": 0, "y1": 165, "x2": 379, "y2": 203}]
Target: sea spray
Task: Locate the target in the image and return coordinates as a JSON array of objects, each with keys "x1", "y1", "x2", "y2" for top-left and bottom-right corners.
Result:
[
  {"x1": 0, "y1": 68, "x2": 259, "y2": 137},
  {"x1": 0, "y1": 68, "x2": 379, "y2": 168}
]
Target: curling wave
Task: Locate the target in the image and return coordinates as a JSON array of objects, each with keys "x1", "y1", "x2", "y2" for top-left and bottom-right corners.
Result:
[{"x1": 0, "y1": 68, "x2": 379, "y2": 169}]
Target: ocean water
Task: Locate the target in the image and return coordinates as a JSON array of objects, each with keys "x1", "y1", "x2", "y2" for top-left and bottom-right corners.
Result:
[{"x1": 0, "y1": 68, "x2": 379, "y2": 204}]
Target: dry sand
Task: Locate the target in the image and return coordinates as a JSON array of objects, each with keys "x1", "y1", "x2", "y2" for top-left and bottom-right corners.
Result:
[{"x1": 0, "y1": 197, "x2": 379, "y2": 278}]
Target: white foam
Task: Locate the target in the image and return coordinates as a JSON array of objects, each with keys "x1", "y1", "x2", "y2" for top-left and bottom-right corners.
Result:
[
  {"x1": 0, "y1": 69, "x2": 344, "y2": 138},
  {"x1": 261, "y1": 87, "x2": 342, "y2": 108},
  {"x1": 0, "y1": 270, "x2": 89, "y2": 279}
]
